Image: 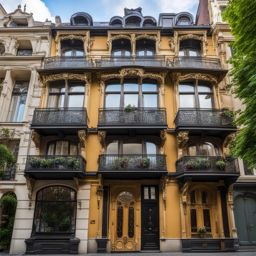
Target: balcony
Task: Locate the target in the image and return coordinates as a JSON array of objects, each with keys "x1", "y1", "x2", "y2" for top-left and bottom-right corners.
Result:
[
  {"x1": 98, "y1": 154, "x2": 167, "y2": 178},
  {"x1": 31, "y1": 108, "x2": 87, "y2": 135},
  {"x1": 0, "y1": 165, "x2": 16, "y2": 181},
  {"x1": 172, "y1": 57, "x2": 224, "y2": 73},
  {"x1": 98, "y1": 108, "x2": 167, "y2": 134},
  {"x1": 175, "y1": 156, "x2": 239, "y2": 183},
  {"x1": 174, "y1": 109, "x2": 236, "y2": 135},
  {"x1": 25, "y1": 155, "x2": 86, "y2": 179}
]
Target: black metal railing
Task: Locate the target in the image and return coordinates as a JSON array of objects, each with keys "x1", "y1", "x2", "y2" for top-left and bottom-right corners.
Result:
[
  {"x1": 176, "y1": 156, "x2": 238, "y2": 173},
  {"x1": 98, "y1": 108, "x2": 167, "y2": 127},
  {"x1": 99, "y1": 154, "x2": 166, "y2": 171},
  {"x1": 31, "y1": 108, "x2": 87, "y2": 127},
  {"x1": 175, "y1": 109, "x2": 236, "y2": 130},
  {"x1": 43, "y1": 56, "x2": 223, "y2": 71},
  {"x1": 25, "y1": 155, "x2": 85, "y2": 173},
  {"x1": 0, "y1": 165, "x2": 16, "y2": 180},
  {"x1": 172, "y1": 57, "x2": 222, "y2": 70}
]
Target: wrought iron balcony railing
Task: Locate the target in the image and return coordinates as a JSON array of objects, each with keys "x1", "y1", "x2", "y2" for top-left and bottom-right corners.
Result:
[
  {"x1": 176, "y1": 156, "x2": 239, "y2": 175},
  {"x1": 174, "y1": 108, "x2": 236, "y2": 131},
  {"x1": 25, "y1": 155, "x2": 86, "y2": 179},
  {"x1": 98, "y1": 108, "x2": 167, "y2": 128},
  {"x1": 31, "y1": 108, "x2": 87, "y2": 128},
  {"x1": 0, "y1": 165, "x2": 16, "y2": 180},
  {"x1": 43, "y1": 56, "x2": 224, "y2": 71},
  {"x1": 99, "y1": 154, "x2": 166, "y2": 172},
  {"x1": 172, "y1": 57, "x2": 222, "y2": 70}
]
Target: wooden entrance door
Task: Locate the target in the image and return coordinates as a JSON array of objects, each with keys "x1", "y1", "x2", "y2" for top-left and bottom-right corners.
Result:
[
  {"x1": 141, "y1": 186, "x2": 160, "y2": 250},
  {"x1": 110, "y1": 189, "x2": 139, "y2": 251}
]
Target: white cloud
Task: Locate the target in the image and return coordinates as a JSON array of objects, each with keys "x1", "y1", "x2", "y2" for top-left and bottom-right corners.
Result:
[
  {"x1": 1, "y1": 0, "x2": 54, "y2": 22},
  {"x1": 158, "y1": 0, "x2": 198, "y2": 13}
]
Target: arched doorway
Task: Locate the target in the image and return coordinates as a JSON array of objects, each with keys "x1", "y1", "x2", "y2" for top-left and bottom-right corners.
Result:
[
  {"x1": 0, "y1": 192, "x2": 17, "y2": 251},
  {"x1": 234, "y1": 194, "x2": 256, "y2": 245}
]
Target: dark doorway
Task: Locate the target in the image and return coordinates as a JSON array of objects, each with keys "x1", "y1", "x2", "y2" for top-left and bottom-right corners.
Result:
[{"x1": 141, "y1": 185, "x2": 160, "y2": 250}]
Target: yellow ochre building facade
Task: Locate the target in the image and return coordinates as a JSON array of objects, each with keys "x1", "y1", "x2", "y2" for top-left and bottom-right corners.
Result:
[{"x1": 0, "y1": 0, "x2": 248, "y2": 254}]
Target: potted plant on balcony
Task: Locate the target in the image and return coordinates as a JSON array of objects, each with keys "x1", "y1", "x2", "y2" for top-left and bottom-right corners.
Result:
[
  {"x1": 113, "y1": 157, "x2": 129, "y2": 169},
  {"x1": 185, "y1": 158, "x2": 210, "y2": 170},
  {"x1": 215, "y1": 159, "x2": 226, "y2": 170},
  {"x1": 39, "y1": 158, "x2": 54, "y2": 168},
  {"x1": 197, "y1": 226, "x2": 207, "y2": 238},
  {"x1": 29, "y1": 157, "x2": 41, "y2": 168},
  {"x1": 67, "y1": 158, "x2": 80, "y2": 170},
  {"x1": 139, "y1": 157, "x2": 150, "y2": 168},
  {"x1": 54, "y1": 157, "x2": 66, "y2": 168},
  {"x1": 185, "y1": 159, "x2": 200, "y2": 170}
]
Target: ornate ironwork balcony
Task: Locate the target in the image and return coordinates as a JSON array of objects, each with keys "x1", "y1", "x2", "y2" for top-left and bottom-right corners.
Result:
[
  {"x1": 44, "y1": 57, "x2": 93, "y2": 69},
  {"x1": 31, "y1": 108, "x2": 87, "y2": 135},
  {"x1": 98, "y1": 108, "x2": 167, "y2": 130},
  {"x1": 172, "y1": 57, "x2": 222, "y2": 71},
  {"x1": 25, "y1": 155, "x2": 86, "y2": 179},
  {"x1": 174, "y1": 109, "x2": 236, "y2": 132},
  {"x1": 98, "y1": 154, "x2": 167, "y2": 178},
  {"x1": 175, "y1": 156, "x2": 239, "y2": 183},
  {"x1": 0, "y1": 165, "x2": 16, "y2": 180}
]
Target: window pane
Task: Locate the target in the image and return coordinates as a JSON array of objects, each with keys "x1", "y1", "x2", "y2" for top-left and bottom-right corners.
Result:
[
  {"x1": 150, "y1": 187, "x2": 156, "y2": 199},
  {"x1": 202, "y1": 191, "x2": 208, "y2": 204},
  {"x1": 124, "y1": 50, "x2": 131, "y2": 56},
  {"x1": 63, "y1": 50, "x2": 72, "y2": 56},
  {"x1": 189, "y1": 50, "x2": 198, "y2": 56},
  {"x1": 180, "y1": 95, "x2": 195, "y2": 108},
  {"x1": 203, "y1": 209, "x2": 211, "y2": 232},
  {"x1": 106, "y1": 142, "x2": 118, "y2": 154},
  {"x1": 142, "y1": 83, "x2": 158, "y2": 92},
  {"x1": 47, "y1": 95, "x2": 65, "y2": 108},
  {"x1": 55, "y1": 141, "x2": 69, "y2": 155},
  {"x1": 146, "y1": 142, "x2": 157, "y2": 154},
  {"x1": 69, "y1": 85, "x2": 84, "y2": 92},
  {"x1": 68, "y1": 95, "x2": 84, "y2": 107},
  {"x1": 75, "y1": 50, "x2": 84, "y2": 56},
  {"x1": 70, "y1": 143, "x2": 78, "y2": 155},
  {"x1": 105, "y1": 84, "x2": 121, "y2": 92},
  {"x1": 179, "y1": 50, "x2": 185, "y2": 56},
  {"x1": 47, "y1": 143, "x2": 55, "y2": 155},
  {"x1": 124, "y1": 94, "x2": 138, "y2": 107},
  {"x1": 113, "y1": 50, "x2": 121, "y2": 56},
  {"x1": 198, "y1": 85, "x2": 212, "y2": 93},
  {"x1": 190, "y1": 209, "x2": 197, "y2": 232},
  {"x1": 49, "y1": 85, "x2": 65, "y2": 93},
  {"x1": 105, "y1": 94, "x2": 120, "y2": 108},
  {"x1": 188, "y1": 146, "x2": 197, "y2": 156},
  {"x1": 179, "y1": 84, "x2": 194, "y2": 92},
  {"x1": 124, "y1": 83, "x2": 138, "y2": 92},
  {"x1": 190, "y1": 191, "x2": 196, "y2": 204},
  {"x1": 199, "y1": 94, "x2": 212, "y2": 108},
  {"x1": 143, "y1": 94, "x2": 157, "y2": 107},
  {"x1": 123, "y1": 143, "x2": 142, "y2": 154},
  {"x1": 144, "y1": 187, "x2": 149, "y2": 199},
  {"x1": 200, "y1": 143, "x2": 216, "y2": 156}
]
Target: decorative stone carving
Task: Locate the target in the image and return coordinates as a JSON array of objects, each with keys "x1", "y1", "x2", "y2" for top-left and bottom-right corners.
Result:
[
  {"x1": 223, "y1": 133, "x2": 236, "y2": 157},
  {"x1": 78, "y1": 130, "x2": 87, "y2": 149},
  {"x1": 160, "y1": 130, "x2": 167, "y2": 146},
  {"x1": 101, "y1": 68, "x2": 165, "y2": 84},
  {"x1": 98, "y1": 131, "x2": 106, "y2": 147},
  {"x1": 178, "y1": 73, "x2": 218, "y2": 84},
  {"x1": 31, "y1": 130, "x2": 40, "y2": 148},
  {"x1": 41, "y1": 73, "x2": 91, "y2": 86},
  {"x1": 177, "y1": 131, "x2": 189, "y2": 148},
  {"x1": 169, "y1": 38, "x2": 175, "y2": 52}
]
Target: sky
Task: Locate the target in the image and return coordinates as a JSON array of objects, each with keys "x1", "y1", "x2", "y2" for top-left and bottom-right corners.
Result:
[{"x1": 1, "y1": 0, "x2": 199, "y2": 23}]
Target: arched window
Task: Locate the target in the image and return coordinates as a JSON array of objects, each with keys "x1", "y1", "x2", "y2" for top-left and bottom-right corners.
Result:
[
  {"x1": 109, "y1": 17, "x2": 123, "y2": 27},
  {"x1": 143, "y1": 18, "x2": 157, "y2": 27},
  {"x1": 104, "y1": 79, "x2": 159, "y2": 108},
  {"x1": 47, "y1": 80, "x2": 85, "y2": 108},
  {"x1": 189, "y1": 190, "x2": 212, "y2": 235},
  {"x1": 179, "y1": 39, "x2": 201, "y2": 57},
  {"x1": 136, "y1": 39, "x2": 155, "y2": 57},
  {"x1": 33, "y1": 186, "x2": 76, "y2": 234},
  {"x1": 112, "y1": 39, "x2": 131, "y2": 57},
  {"x1": 47, "y1": 140, "x2": 79, "y2": 156},
  {"x1": 186, "y1": 142, "x2": 219, "y2": 156},
  {"x1": 125, "y1": 15, "x2": 142, "y2": 27},
  {"x1": 70, "y1": 12, "x2": 92, "y2": 26},
  {"x1": 177, "y1": 16, "x2": 191, "y2": 25},
  {"x1": 179, "y1": 81, "x2": 213, "y2": 109},
  {"x1": 61, "y1": 39, "x2": 84, "y2": 57}
]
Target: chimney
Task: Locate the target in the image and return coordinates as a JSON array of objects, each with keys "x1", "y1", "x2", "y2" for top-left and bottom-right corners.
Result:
[{"x1": 196, "y1": 0, "x2": 210, "y2": 25}]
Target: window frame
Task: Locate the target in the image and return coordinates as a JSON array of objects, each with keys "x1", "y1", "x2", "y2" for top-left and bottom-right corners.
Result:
[
  {"x1": 179, "y1": 80, "x2": 214, "y2": 109},
  {"x1": 104, "y1": 79, "x2": 159, "y2": 108},
  {"x1": 46, "y1": 139, "x2": 79, "y2": 156}
]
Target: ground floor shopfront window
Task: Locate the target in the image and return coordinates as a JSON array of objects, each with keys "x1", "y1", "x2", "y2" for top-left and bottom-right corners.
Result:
[{"x1": 32, "y1": 186, "x2": 76, "y2": 234}]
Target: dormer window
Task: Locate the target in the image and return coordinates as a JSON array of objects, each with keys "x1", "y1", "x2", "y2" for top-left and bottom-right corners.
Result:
[
  {"x1": 17, "y1": 40, "x2": 32, "y2": 56},
  {"x1": 61, "y1": 39, "x2": 84, "y2": 57},
  {"x1": 176, "y1": 13, "x2": 193, "y2": 26},
  {"x1": 109, "y1": 17, "x2": 123, "y2": 27},
  {"x1": 125, "y1": 15, "x2": 142, "y2": 27},
  {"x1": 9, "y1": 19, "x2": 28, "y2": 27},
  {"x1": 179, "y1": 39, "x2": 201, "y2": 57},
  {"x1": 112, "y1": 39, "x2": 131, "y2": 57},
  {"x1": 177, "y1": 16, "x2": 191, "y2": 25},
  {"x1": 70, "y1": 12, "x2": 93, "y2": 26},
  {"x1": 136, "y1": 39, "x2": 155, "y2": 57},
  {"x1": 143, "y1": 18, "x2": 157, "y2": 27}
]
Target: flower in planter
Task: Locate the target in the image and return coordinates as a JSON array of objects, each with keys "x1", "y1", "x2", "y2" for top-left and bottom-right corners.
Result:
[
  {"x1": 113, "y1": 157, "x2": 129, "y2": 169},
  {"x1": 215, "y1": 159, "x2": 226, "y2": 170},
  {"x1": 185, "y1": 158, "x2": 210, "y2": 170}
]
